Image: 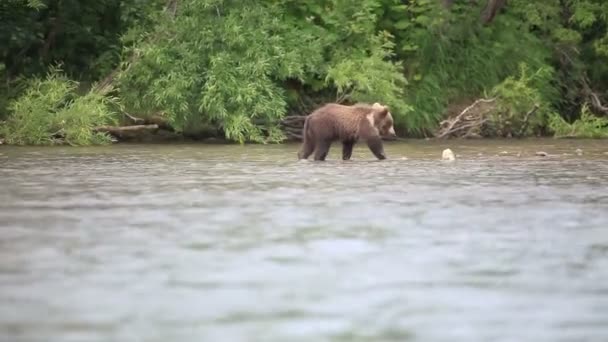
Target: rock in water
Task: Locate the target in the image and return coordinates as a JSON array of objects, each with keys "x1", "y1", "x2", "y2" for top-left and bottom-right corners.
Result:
[
  {"x1": 535, "y1": 151, "x2": 548, "y2": 157},
  {"x1": 442, "y1": 148, "x2": 456, "y2": 161},
  {"x1": 575, "y1": 148, "x2": 583, "y2": 156}
]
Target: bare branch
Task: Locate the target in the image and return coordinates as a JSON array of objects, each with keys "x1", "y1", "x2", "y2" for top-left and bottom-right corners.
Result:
[
  {"x1": 581, "y1": 76, "x2": 608, "y2": 115},
  {"x1": 123, "y1": 112, "x2": 146, "y2": 124},
  {"x1": 436, "y1": 98, "x2": 496, "y2": 139},
  {"x1": 590, "y1": 92, "x2": 608, "y2": 114},
  {"x1": 517, "y1": 104, "x2": 539, "y2": 137}
]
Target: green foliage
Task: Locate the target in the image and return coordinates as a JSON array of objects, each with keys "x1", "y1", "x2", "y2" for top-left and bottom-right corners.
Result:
[
  {"x1": 486, "y1": 63, "x2": 557, "y2": 137},
  {"x1": 376, "y1": 0, "x2": 556, "y2": 136},
  {"x1": 2, "y1": 0, "x2": 608, "y2": 143},
  {"x1": 549, "y1": 104, "x2": 608, "y2": 138},
  {"x1": 119, "y1": 0, "x2": 409, "y2": 143},
  {"x1": 2, "y1": 0, "x2": 46, "y2": 10},
  {"x1": 508, "y1": 0, "x2": 608, "y2": 118},
  {"x1": 0, "y1": 0, "x2": 164, "y2": 119},
  {"x1": 0, "y1": 0, "x2": 122, "y2": 81},
  {"x1": 324, "y1": 31, "x2": 411, "y2": 124},
  {"x1": 0, "y1": 68, "x2": 117, "y2": 145}
]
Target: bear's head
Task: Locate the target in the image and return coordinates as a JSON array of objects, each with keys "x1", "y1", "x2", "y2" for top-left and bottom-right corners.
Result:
[{"x1": 370, "y1": 103, "x2": 396, "y2": 137}]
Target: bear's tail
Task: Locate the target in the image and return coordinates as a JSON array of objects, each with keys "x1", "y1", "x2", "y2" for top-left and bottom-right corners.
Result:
[{"x1": 302, "y1": 115, "x2": 310, "y2": 141}]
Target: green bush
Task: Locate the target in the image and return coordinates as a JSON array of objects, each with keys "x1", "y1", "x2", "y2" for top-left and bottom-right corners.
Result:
[
  {"x1": 485, "y1": 63, "x2": 557, "y2": 137},
  {"x1": 0, "y1": 68, "x2": 118, "y2": 145},
  {"x1": 549, "y1": 104, "x2": 608, "y2": 138}
]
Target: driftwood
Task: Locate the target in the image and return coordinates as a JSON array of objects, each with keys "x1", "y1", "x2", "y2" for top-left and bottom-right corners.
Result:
[
  {"x1": 436, "y1": 98, "x2": 543, "y2": 139},
  {"x1": 122, "y1": 112, "x2": 173, "y2": 130},
  {"x1": 279, "y1": 115, "x2": 307, "y2": 141},
  {"x1": 436, "y1": 98, "x2": 496, "y2": 139}
]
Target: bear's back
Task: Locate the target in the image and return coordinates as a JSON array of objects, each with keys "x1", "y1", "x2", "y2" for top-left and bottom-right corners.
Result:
[{"x1": 309, "y1": 104, "x2": 369, "y2": 138}]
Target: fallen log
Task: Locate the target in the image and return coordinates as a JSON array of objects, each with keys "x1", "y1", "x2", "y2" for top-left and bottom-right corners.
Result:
[
  {"x1": 94, "y1": 124, "x2": 159, "y2": 139},
  {"x1": 283, "y1": 126, "x2": 304, "y2": 133},
  {"x1": 285, "y1": 132, "x2": 302, "y2": 140}
]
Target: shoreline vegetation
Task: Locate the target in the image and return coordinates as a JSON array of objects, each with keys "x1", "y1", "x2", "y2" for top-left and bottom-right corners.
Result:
[{"x1": 1, "y1": 0, "x2": 608, "y2": 146}]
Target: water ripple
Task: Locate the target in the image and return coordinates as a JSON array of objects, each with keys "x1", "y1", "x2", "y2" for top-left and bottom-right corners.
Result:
[{"x1": 1, "y1": 140, "x2": 607, "y2": 341}]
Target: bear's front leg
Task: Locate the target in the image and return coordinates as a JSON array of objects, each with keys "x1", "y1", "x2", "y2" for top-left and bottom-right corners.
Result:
[{"x1": 366, "y1": 136, "x2": 387, "y2": 160}]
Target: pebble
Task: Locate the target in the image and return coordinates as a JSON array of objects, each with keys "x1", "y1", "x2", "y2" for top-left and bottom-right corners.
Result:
[
  {"x1": 535, "y1": 151, "x2": 548, "y2": 157},
  {"x1": 442, "y1": 148, "x2": 455, "y2": 161}
]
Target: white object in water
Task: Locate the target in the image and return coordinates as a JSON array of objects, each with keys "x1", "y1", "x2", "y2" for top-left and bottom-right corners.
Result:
[{"x1": 442, "y1": 148, "x2": 455, "y2": 161}]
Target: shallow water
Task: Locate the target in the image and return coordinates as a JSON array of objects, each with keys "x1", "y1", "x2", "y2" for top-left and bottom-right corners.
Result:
[{"x1": 1, "y1": 139, "x2": 608, "y2": 342}]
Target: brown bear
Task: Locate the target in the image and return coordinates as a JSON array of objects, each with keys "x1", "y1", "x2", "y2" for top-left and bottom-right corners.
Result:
[{"x1": 297, "y1": 102, "x2": 396, "y2": 161}]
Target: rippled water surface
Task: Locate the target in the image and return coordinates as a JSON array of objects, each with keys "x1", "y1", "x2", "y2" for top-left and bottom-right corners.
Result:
[{"x1": 1, "y1": 139, "x2": 608, "y2": 342}]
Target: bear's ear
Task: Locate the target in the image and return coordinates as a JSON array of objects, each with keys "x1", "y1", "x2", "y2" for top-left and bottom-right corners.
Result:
[
  {"x1": 372, "y1": 103, "x2": 389, "y2": 117},
  {"x1": 375, "y1": 106, "x2": 389, "y2": 119}
]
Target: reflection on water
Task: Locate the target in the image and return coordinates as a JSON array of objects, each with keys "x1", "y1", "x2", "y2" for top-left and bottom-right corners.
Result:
[{"x1": 1, "y1": 139, "x2": 608, "y2": 341}]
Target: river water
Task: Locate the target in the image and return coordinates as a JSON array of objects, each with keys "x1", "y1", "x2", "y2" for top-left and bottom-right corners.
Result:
[{"x1": 1, "y1": 139, "x2": 608, "y2": 342}]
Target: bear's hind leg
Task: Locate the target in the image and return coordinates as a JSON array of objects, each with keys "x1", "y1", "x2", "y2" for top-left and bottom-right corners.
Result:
[
  {"x1": 298, "y1": 117, "x2": 315, "y2": 160},
  {"x1": 298, "y1": 140, "x2": 315, "y2": 160},
  {"x1": 314, "y1": 140, "x2": 331, "y2": 161},
  {"x1": 342, "y1": 140, "x2": 355, "y2": 160}
]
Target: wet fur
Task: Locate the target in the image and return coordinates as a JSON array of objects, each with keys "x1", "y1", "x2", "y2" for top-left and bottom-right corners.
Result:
[{"x1": 297, "y1": 102, "x2": 395, "y2": 161}]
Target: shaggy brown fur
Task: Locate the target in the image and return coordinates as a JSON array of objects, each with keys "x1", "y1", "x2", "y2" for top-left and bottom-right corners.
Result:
[{"x1": 297, "y1": 102, "x2": 396, "y2": 161}]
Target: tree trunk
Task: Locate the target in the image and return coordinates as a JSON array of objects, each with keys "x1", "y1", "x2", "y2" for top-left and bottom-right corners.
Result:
[
  {"x1": 440, "y1": 0, "x2": 506, "y2": 25},
  {"x1": 93, "y1": 0, "x2": 180, "y2": 95},
  {"x1": 481, "y1": 0, "x2": 507, "y2": 24}
]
